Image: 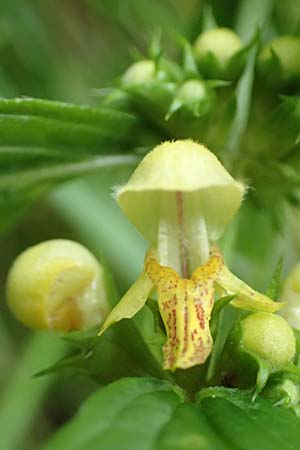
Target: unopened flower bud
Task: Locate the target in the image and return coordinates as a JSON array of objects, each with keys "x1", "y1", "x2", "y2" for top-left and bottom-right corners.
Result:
[
  {"x1": 122, "y1": 60, "x2": 155, "y2": 85},
  {"x1": 6, "y1": 239, "x2": 110, "y2": 332},
  {"x1": 258, "y1": 36, "x2": 300, "y2": 84},
  {"x1": 166, "y1": 79, "x2": 216, "y2": 119},
  {"x1": 194, "y1": 28, "x2": 242, "y2": 78},
  {"x1": 241, "y1": 312, "x2": 296, "y2": 367}
]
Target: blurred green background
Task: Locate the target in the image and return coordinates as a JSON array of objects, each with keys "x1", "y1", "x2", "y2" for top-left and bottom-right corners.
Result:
[
  {"x1": 0, "y1": 1, "x2": 300, "y2": 449},
  {"x1": 0, "y1": 2, "x2": 201, "y2": 449}
]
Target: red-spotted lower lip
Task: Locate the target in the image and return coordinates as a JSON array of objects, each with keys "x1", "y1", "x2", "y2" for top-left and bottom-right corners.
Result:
[
  {"x1": 145, "y1": 250, "x2": 216, "y2": 371},
  {"x1": 145, "y1": 247, "x2": 283, "y2": 370},
  {"x1": 99, "y1": 244, "x2": 282, "y2": 371}
]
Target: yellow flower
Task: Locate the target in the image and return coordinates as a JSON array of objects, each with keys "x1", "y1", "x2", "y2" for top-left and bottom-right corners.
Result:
[
  {"x1": 99, "y1": 140, "x2": 282, "y2": 371},
  {"x1": 100, "y1": 245, "x2": 281, "y2": 371}
]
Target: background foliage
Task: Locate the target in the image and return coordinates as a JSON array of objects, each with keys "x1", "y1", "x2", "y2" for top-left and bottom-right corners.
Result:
[{"x1": 0, "y1": 1, "x2": 300, "y2": 449}]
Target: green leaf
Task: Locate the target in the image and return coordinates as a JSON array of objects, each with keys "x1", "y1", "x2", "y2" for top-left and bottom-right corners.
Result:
[
  {"x1": 40, "y1": 378, "x2": 185, "y2": 450},
  {"x1": 155, "y1": 403, "x2": 228, "y2": 450},
  {"x1": 198, "y1": 386, "x2": 300, "y2": 450},
  {"x1": 0, "y1": 153, "x2": 138, "y2": 235},
  {"x1": 40, "y1": 377, "x2": 227, "y2": 450},
  {"x1": 0, "y1": 98, "x2": 141, "y2": 234},
  {"x1": 180, "y1": 39, "x2": 200, "y2": 79},
  {"x1": 40, "y1": 378, "x2": 300, "y2": 450},
  {"x1": 36, "y1": 319, "x2": 167, "y2": 384},
  {"x1": 0, "y1": 98, "x2": 136, "y2": 131}
]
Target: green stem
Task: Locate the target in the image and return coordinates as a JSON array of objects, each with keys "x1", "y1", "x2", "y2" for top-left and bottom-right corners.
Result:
[{"x1": 0, "y1": 332, "x2": 66, "y2": 450}]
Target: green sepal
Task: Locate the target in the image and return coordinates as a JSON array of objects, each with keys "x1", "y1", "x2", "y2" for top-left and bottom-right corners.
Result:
[
  {"x1": 196, "y1": 50, "x2": 222, "y2": 80},
  {"x1": 262, "y1": 371, "x2": 300, "y2": 413},
  {"x1": 180, "y1": 39, "x2": 201, "y2": 79},
  {"x1": 243, "y1": 350, "x2": 271, "y2": 399},
  {"x1": 201, "y1": 4, "x2": 218, "y2": 32},
  {"x1": 210, "y1": 295, "x2": 236, "y2": 339},
  {"x1": 206, "y1": 80, "x2": 231, "y2": 89},
  {"x1": 265, "y1": 256, "x2": 283, "y2": 300},
  {"x1": 165, "y1": 80, "x2": 217, "y2": 122},
  {"x1": 123, "y1": 80, "x2": 176, "y2": 128},
  {"x1": 257, "y1": 47, "x2": 282, "y2": 84},
  {"x1": 225, "y1": 30, "x2": 260, "y2": 81},
  {"x1": 146, "y1": 298, "x2": 166, "y2": 347},
  {"x1": 148, "y1": 28, "x2": 163, "y2": 62},
  {"x1": 35, "y1": 319, "x2": 167, "y2": 384}
]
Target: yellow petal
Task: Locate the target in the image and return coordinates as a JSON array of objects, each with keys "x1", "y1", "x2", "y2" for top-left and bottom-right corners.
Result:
[
  {"x1": 210, "y1": 247, "x2": 284, "y2": 313},
  {"x1": 116, "y1": 140, "x2": 245, "y2": 245},
  {"x1": 98, "y1": 272, "x2": 154, "y2": 336},
  {"x1": 145, "y1": 251, "x2": 214, "y2": 371}
]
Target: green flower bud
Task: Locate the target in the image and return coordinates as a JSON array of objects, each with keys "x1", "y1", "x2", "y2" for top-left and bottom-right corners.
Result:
[
  {"x1": 122, "y1": 58, "x2": 181, "y2": 87},
  {"x1": 194, "y1": 28, "x2": 242, "y2": 78},
  {"x1": 241, "y1": 312, "x2": 296, "y2": 367},
  {"x1": 264, "y1": 378, "x2": 300, "y2": 410},
  {"x1": 258, "y1": 36, "x2": 300, "y2": 84},
  {"x1": 121, "y1": 59, "x2": 181, "y2": 132},
  {"x1": 122, "y1": 60, "x2": 155, "y2": 85},
  {"x1": 222, "y1": 312, "x2": 296, "y2": 394},
  {"x1": 166, "y1": 79, "x2": 216, "y2": 119},
  {"x1": 6, "y1": 239, "x2": 110, "y2": 331},
  {"x1": 178, "y1": 79, "x2": 207, "y2": 103}
]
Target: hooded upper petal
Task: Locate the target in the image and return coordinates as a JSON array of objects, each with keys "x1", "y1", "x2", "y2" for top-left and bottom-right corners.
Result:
[{"x1": 116, "y1": 140, "x2": 245, "y2": 244}]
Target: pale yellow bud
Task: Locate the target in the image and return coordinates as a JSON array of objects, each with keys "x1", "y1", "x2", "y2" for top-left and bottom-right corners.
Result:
[
  {"x1": 122, "y1": 60, "x2": 155, "y2": 85},
  {"x1": 242, "y1": 312, "x2": 296, "y2": 367},
  {"x1": 6, "y1": 239, "x2": 110, "y2": 331},
  {"x1": 194, "y1": 28, "x2": 242, "y2": 71},
  {"x1": 259, "y1": 36, "x2": 300, "y2": 82}
]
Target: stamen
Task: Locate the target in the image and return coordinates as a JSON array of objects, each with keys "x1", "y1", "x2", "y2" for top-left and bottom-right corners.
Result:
[
  {"x1": 157, "y1": 192, "x2": 210, "y2": 277},
  {"x1": 184, "y1": 194, "x2": 210, "y2": 271},
  {"x1": 157, "y1": 193, "x2": 181, "y2": 274},
  {"x1": 176, "y1": 191, "x2": 188, "y2": 278}
]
